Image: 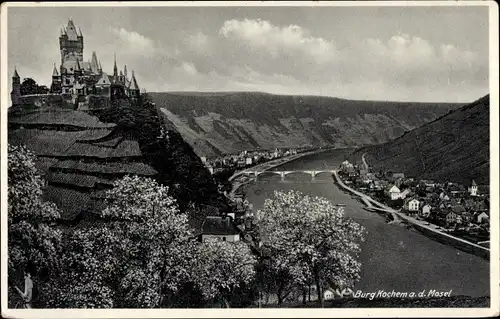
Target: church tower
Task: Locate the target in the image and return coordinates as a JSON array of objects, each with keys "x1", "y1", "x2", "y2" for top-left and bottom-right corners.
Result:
[
  {"x1": 59, "y1": 18, "x2": 84, "y2": 64},
  {"x1": 11, "y1": 67, "x2": 21, "y2": 106},
  {"x1": 469, "y1": 180, "x2": 478, "y2": 196}
]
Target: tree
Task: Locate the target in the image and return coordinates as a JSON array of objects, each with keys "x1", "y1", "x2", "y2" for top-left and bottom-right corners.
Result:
[
  {"x1": 7, "y1": 144, "x2": 62, "y2": 308},
  {"x1": 20, "y1": 78, "x2": 39, "y2": 95},
  {"x1": 192, "y1": 241, "x2": 257, "y2": 308},
  {"x1": 255, "y1": 190, "x2": 366, "y2": 307},
  {"x1": 37, "y1": 85, "x2": 50, "y2": 94},
  {"x1": 36, "y1": 175, "x2": 198, "y2": 308}
]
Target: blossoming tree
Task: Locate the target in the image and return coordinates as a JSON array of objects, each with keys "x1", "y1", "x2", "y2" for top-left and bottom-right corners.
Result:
[
  {"x1": 7, "y1": 145, "x2": 63, "y2": 308},
  {"x1": 193, "y1": 241, "x2": 257, "y2": 308},
  {"x1": 255, "y1": 190, "x2": 366, "y2": 307},
  {"x1": 43, "y1": 175, "x2": 197, "y2": 308}
]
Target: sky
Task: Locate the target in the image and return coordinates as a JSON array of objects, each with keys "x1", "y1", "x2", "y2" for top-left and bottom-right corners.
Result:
[{"x1": 6, "y1": 4, "x2": 490, "y2": 103}]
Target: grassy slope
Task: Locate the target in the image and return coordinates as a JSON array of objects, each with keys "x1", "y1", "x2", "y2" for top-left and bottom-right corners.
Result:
[{"x1": 353, "y1": 94, "x2": 489, "y2": 184}]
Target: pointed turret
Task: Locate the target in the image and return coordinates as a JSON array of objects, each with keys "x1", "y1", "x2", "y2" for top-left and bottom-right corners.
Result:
[
  {"x1": 113, "y1": 53, "x2": 118, "y2": 77},
  {"x1": 472, "y1": 180, "x2": 477, "y2": 186},
  {"x1": 129, "y1": 70, "x2": 139, "y2": 90},
  {"x1": 13, "y1": 67, "x2": 20, "y2": 80},
  {"x1": 78, "y1": 27, "x2": 83, "y2": 37},
  {"x1": 124, "y1": 65, "x2": 128, "y2": 78},
  {"x1": 65, "y1": 18, "x2": 78, "y2": 41},
  {"x1": 11, "y1": 67, "x2": 21, "y2": 106},
  {"x1": 90, "y1": 51, "x2": 99, "y2": 74},
  {"x1": 52, "y1": 63, "x2": 59, "y2": 76}
]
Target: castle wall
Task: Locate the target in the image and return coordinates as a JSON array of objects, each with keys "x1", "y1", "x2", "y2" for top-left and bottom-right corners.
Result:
[{"x1": 17, "y1": 94, "x2": 75, "y2": 109}]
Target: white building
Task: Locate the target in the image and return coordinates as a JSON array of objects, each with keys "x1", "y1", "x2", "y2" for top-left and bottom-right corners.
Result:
[
  {"x1": 387, "y1": 185, "x2": 401, "y2": 200},
  {"x1": 420, "y1": 204, "x2": 432, "y2": 218},
  {"x1": 404, "y1": 198, "x2": 420, "y2": 212},
  {"x1": 468, "y1": 180, "x2": 478, "y2": 196},
  {"x1": 476, "y1": 211, "x2": 489, "y2": 224},
  {"x1": 246, "y1": 157, "x2": 253, "y2": 165}
]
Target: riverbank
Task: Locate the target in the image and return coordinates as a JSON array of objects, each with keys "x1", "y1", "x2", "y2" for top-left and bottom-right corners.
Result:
[{"x1": 333, "y1": 171, "x2": 490, "y2": 261}]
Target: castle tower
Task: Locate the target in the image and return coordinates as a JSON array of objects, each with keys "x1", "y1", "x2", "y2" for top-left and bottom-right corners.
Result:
[
  {"x1": 124, "y1": 65, "x2": 128, "y2": 79},
  {"x1": 59, "y1": 18, "x2": 84, "y2": 64},
  {"x1": 51, "y1": 63, "x2": 62, "y2": 94},
  {"x1": 11, "y1": 67, "x2": 21, "y2": 106}
]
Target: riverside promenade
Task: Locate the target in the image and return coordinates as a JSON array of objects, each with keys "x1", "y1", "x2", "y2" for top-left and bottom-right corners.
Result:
[{"x1": 333, "y1": 170, "x2": 490, "y2": 260}]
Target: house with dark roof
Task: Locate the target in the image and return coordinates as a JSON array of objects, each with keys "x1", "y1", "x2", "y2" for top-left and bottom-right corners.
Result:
[{"x1": 200, "y1": 215, "x2": 241, "y2": 243}]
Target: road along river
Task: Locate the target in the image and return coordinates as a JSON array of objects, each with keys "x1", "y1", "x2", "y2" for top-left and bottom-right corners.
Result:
[{"x1": 241, "y1": 149, "x2": 489, "y2": 298}]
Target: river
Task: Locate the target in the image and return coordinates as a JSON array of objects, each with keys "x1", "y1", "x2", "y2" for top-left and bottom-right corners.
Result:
[{"x1": 241, "y1": 149, "x2": 490, "y2": 298}]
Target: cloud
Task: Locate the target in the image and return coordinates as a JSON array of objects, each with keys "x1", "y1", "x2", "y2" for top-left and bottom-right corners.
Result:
[
  {"x1": 110, "y1": 27, "x2": 155, "y2": 54},
  {"x1": 186, "y1": 32, "x2": 212, "y2": 54},
  {"x1": 220, "y1": 19, "x2": 336, "y2": 63}
]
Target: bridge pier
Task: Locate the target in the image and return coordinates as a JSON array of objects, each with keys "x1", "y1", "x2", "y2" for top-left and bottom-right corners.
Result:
[{"x1": 280, "y1": 172, "x2": 285, "y2": 182}]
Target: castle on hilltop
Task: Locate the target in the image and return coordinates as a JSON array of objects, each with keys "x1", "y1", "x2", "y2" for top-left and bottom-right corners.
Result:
[{"x1": 11, "y1": 18, "x2": 141, "y2": 108}]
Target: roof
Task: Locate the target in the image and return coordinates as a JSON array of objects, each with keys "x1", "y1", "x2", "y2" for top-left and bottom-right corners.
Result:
[
  {"x1": 451, "y1": 205, "x2": 466, "y2": 214},
  {"x1": 13, "y1": 68, "x2": 19, "y2": 78},
  {"x1": 471, "y1": 180, "x2": 477, "y2": 186},
  {"x1": 52, "y1": 64, "x2": 59, "y2": 76},
  {"x1": 65, "y1": 19, "x2": 79, "y2": 41},
  {"x1": 201, "y1": 216, "x2": 240, "y2": 236},
  {"x1": 96, "y1": 73, "x2": 111, "y2": 86},
  {"x1": 129, "y1": 71, "x2": 139, "y2": 90},
  {"x1": 62, "y1": 58, "x2": 80, "y2": 73},
  {"x1": 90, "y1": 52, "x2": 99, "y2": 73},
  {"x1": 81, "y1": 61, "x2": 91, "y2": 71},
  {"x1": 388, "y1": 185, "x2": 401, "y2": 193}
]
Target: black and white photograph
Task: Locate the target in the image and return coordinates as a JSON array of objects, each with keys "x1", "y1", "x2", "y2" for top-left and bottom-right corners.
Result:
[{"x1": 1, "y1": 1, "x2": 498, "y2": 317}]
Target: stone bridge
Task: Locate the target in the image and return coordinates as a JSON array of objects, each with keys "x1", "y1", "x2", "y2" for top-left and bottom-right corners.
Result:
[{"x1": 243, "y1": 170, "x2": 336, "y2": 182}]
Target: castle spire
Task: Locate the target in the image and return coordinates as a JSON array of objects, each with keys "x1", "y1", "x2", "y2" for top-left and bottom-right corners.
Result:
[
  {"x1": 52, "y1": 63, "x2": 59, "y2": 76},
  {"x1": 90, "y1": 51, "x2": 99, "y2": 73},
  {"x1": 13, "y1": 67, "x2": 19, "y2": 79},
  {"x1": 78, "y1": 27, "x2": 83, "y2": 37},
  {"x1": 124, "y1": 65, "x2": 128, "y2": 78},
  {"x1": 129, "y1": 70, "x2": 139, "y2": 91},
  {"x1": 113, "y1": 53, "x2": 118, "y2": 77}
]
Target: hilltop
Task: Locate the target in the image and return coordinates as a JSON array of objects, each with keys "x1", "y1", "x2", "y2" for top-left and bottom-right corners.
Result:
[
  {"x1": 149, "y1": 91, "x2": 462, "y2": 157},
  {"x1": 352, "y1": 95, "x2": 490, "y2": 185}
]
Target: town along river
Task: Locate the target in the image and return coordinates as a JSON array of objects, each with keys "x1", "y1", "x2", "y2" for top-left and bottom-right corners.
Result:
[{"x1": 241, "y1": 149, "x2": 490, "y2": 298}]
